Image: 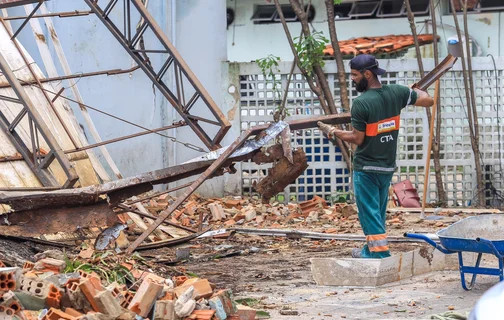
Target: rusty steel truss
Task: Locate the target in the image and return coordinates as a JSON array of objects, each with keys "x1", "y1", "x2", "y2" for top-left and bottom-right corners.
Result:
[{"x1": 0, "y1": 0, "x2": 231, "y2": 189}]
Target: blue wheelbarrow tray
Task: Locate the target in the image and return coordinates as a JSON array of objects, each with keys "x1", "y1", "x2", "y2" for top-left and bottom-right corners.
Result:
[{"x1": 405, "y1": 215, "x2": 504, "y2": 290}]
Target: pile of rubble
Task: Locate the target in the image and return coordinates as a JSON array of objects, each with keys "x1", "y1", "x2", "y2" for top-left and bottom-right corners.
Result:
[
  {"x1": 130, "y1": 194, "x2": 361, "y2": 233},
  {"x1": 0, "y1": 250, "x2": 256, "y2": 320}
]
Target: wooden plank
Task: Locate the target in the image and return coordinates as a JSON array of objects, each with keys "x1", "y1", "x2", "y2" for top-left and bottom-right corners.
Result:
[
  {"x1": 40, "y1": 4, "x2": 123, "y2": 180},
  {"x1": 24, "y1": 4, "x2": 110, "y2": 184},
  {"x1": 0, "y1": 18, "x2": 100, "y2": 187},
  {"x1": 131, "y1": 197, "x2": 169, "y2": 240}
]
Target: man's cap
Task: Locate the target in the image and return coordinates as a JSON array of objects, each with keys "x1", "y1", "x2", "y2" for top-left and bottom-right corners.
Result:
[{"x1": 349, "y1": 54, "x2": 386, "y2": 76}]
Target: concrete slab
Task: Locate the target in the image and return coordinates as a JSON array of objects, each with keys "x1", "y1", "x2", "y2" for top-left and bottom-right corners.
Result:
[{"x1": 311, "y1": 248, "x2": 464, "y2": 287}]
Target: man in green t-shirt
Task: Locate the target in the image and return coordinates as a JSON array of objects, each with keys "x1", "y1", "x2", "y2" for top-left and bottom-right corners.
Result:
[{"x1": 319, "y1": 54, "x2": 434, "y2": 258}]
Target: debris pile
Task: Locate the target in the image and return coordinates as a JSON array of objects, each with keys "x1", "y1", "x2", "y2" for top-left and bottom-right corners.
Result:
[
  {"x1": 127, "y1": 194, "x2": 363, "y2": 233},
  {"x1": 0, "y1": 249, "x2": 256, "y2": 320}
]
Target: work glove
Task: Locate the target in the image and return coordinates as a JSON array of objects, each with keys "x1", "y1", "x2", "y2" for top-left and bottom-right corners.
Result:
[{"x1": 317, "y1": 121, "x2": 336, "y2": 139}]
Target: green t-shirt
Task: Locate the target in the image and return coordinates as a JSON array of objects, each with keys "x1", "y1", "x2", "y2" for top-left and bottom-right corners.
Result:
[{"x1": 351, "y1": 84, "x2": 418, "y2": 174}]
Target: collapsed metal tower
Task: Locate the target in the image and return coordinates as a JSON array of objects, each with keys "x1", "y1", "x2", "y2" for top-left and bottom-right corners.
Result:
[{"x1": 0, "y1": 0, "x2": 351, "y2": 252}]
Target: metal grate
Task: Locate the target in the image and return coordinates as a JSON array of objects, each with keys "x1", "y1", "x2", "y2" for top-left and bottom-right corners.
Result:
[{"x1": 234, "y1": 58, "x2": 504, "y2": 206}]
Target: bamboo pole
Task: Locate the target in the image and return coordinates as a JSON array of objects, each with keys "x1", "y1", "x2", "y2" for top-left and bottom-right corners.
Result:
[{"x1": 421, "y1": 80, "x2": 440, "y2": 219}]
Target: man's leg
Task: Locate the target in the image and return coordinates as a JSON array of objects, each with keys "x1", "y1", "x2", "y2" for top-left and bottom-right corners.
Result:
[
  {"x1": 353, "y1": 171, "x2": 391, "y2": 258},
  {"x1": 378, "y1": 173, "x2": 394, "y2": 227}
]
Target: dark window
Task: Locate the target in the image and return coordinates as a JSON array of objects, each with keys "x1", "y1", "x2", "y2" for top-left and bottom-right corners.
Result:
[
  {"x1": 274, "y1": 4, "x2": 297, "y2": 21},
  {"x1": 348, "y1": 1, "x2": 380, "y2": 18},
  {"x1": 333, "y1": 2, "x2": 353, "y2": 20},
  {"x1": 251, "y1": 5, "x2": 276, "y2": 22},
  {"x1": 479, "y1": 0, "x2": 504, "y2": 11},
  {"x1": 376, "y1": 0, "x2": 403, "y2": 17},
  {"x1": 252, "y1": 4, "x2": 315, "y2": 23},
  {"x1": 403, "y1": 0, "x2": 429, "y2": 15}
]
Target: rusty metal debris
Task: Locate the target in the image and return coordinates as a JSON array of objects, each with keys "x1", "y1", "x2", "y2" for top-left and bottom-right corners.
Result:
[{"x1": 255, "y1": 148, "x2": 309, "y2": 203}]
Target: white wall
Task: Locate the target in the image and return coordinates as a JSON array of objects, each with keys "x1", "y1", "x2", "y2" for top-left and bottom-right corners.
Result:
[
  {"x1": 226, "y1": 0, "x2": 504, "y2": 62},
  {"x1": 4, "y1": 0, "x2": 232, "y2": 196}
]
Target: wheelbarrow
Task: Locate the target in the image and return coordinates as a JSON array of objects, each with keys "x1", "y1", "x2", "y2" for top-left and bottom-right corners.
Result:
[{"x1": 405, "y1": 215, "x2": 504, "y2": 291}]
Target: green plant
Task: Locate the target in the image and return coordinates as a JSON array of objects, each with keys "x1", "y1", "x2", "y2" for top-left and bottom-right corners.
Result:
[
  {"x1": 331, "y1": 189, "x2": 353, "y2": 203},
  {"x1": 64, "y1": 251, "x2": 135, "y2": 286},
  {"x1": 256, "y1": 55, "x2": 282, "y2": 112},
  {"x1": 293, "y1": 31, "x2": 329, "y2": 76},
  {"x1": 334, "y1": 0, "x2": 342, "y2": 4}
]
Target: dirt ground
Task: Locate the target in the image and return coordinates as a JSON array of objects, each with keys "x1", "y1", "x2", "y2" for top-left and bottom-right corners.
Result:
[{"x1": 138, "y1": 211, "x2": 497, "y2": 320}]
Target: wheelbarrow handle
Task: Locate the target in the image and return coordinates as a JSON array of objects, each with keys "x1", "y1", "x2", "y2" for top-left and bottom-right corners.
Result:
[
  {"x1": 404, "y1": 233, "x2": 454, "y2": 254},
  {"x1": 476, "y1": 237, "x2": 504, "y2": 259}
]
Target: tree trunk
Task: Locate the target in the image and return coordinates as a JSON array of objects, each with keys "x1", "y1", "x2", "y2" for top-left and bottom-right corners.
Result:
[
  {"x1": 462, "y1": 0, "x2": 485, "y2": 206},
  {"x1": 286, "y1": 0, "x2": 352, "y2": 168},
  {"x1": 273, "y1": 0, "x2": 331, "y2": 115},
  {"x1": 429, "y1": 0, "x2": 447, "y2": 205},
  {"x1": 289, "y1": 0, "x2": 337, "y2": 114},
  {"x1": 449, "y1": 0, "x2": 485, "y2": 206},
  {"x1": 324, "y1": 0, "x2": 350, "y2": 114},
  {"x1": 404, "y1": 0, "x2": 432, "y2": 125}
]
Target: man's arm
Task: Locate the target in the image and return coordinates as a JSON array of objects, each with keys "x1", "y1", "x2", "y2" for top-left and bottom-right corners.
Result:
[
  {"x1": 318, "y1": 122, "x2": 365, "y2": 146},
  {"x1": 331, "y1": 127, "x2": 366, "y2": 146},
  {"x1": 412, "y1": 88, "x2": 434, "y2": 107}
]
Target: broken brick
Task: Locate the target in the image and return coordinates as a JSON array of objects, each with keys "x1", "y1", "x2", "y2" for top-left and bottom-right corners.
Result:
[
  {"x1": 94, "y1": 289, "x2": 123, "y2": 318},
  {"x1": 33, "y1": 258, "x2": 66, "y2": 274},
  {"x1": 208, "y1": 203, "x2": 225, "y2": 221},
  {"x1": 174, "y1": 278, "x2": 213, "y2": 300},
  {"x1": 236, "y1": 304, "x2": 256, "y2": 320},
  {"x1": 153, "y1": 300, "x2": 175, "y2": 320},
  {"x1": 185, "y1": 309, "x2": 216, "y2": 320},
  {"x1": 224, "y1": 219, "x2": 236, "y2": 227},
  {"x1": 64, "y1": 308, "x2": 83, "y2": 318},
  {"x1": 128, "y1": 278, "x2": 163, "y2": 317},
  {"x1": 42, "y1": 307, "x2": 74, "y2": 320}
]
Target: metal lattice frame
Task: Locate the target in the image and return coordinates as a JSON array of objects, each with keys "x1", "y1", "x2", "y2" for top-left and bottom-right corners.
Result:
[
  {"x1": 0, "y1": 51, "x2": 78, "y2": 188},
  {"x1": 234, "y1": 58, "x2": 504, "y2": 206},
  {"x1": 84, "y1": 0, "x2": 230, "y2": 150}
]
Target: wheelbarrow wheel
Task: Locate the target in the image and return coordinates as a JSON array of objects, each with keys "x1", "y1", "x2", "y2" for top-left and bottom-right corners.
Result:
[{"x1": 459, "y1": 252, "x2": 483, "y2": 291}]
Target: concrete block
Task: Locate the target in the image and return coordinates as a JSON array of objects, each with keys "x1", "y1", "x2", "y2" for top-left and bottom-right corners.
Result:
[
  {"x1": 311, "y1": 256, "x2": 401, "y2": 287},
  {"x1": 13, "y1": 291, "x2": 45, "y2": 311},
  {"x1": 209, "y1": 289, "x2": 236, "y2": 320},
  {"x1": 311, "y1": 247, "x2": 460, "y2": 287},
  {"x1": 128, "y1": 278, "x2": 163, "y2": 317},
  {"x1": 397, "y1": 250, "x2": 414, "y2": 280},
  {"x1": 18, "y1": 276, "x2": 62, "y2": 308},
  {"x1": 0, "y1": 290, "x2": 23, "y2": 313},
  {"x1": 153, "y1": 300, "x2": 175, "y2": 320},
  {"x1": 94, "y1": 290, "x2": 123, "y2": 318},
  {"x1": 46, "y1": 273, "x2": 80, "y2": 288}
]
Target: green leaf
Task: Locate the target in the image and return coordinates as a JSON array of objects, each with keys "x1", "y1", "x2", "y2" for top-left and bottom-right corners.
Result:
[
  {"x1": 256, "y1": 310, "x2": 271, "y2": 318},
  {"x1": 186, "y1": 272, "x2": 199, "y2": 278},
  {"x1": 334, "y1": 0, "x2": 342, "y2": 4}
]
